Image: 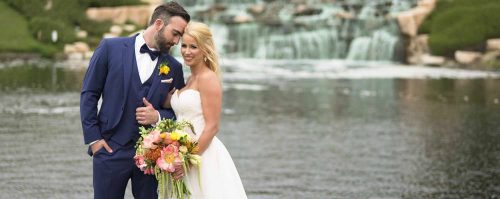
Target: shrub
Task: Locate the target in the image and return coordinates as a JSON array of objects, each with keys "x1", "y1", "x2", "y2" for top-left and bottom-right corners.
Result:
[
  {"x1": 2, "y1": 0, "x2": 44, "y2": 18},
  {"x1": 80, "y1": 0, "x2": 144, "y2": 7},
  {"x1": 29, "y1": 17, "x2": 75, "y2": 44},
  {"x1": 421, "y1": 0, "x2": 500, "y2": 56}
]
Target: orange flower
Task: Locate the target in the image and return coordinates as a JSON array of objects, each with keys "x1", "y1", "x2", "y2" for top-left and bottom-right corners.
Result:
[{"x1": 144, "y1": 148, "x2": 161, "y2": 161}]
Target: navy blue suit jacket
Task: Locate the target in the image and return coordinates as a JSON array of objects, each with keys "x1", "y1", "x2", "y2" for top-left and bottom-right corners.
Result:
[{"x1": 80, "y1": 35, "x2": 185, "y2": 145}]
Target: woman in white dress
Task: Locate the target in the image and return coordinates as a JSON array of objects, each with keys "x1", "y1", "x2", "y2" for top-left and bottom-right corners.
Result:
[{"x1": 162, "y1": 21, "x2": 247, "y2": 199}]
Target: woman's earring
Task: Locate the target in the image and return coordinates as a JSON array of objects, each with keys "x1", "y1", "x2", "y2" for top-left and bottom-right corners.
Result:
[{"x1": 204, "y1": 57, "x2": 208, "y2": 62}]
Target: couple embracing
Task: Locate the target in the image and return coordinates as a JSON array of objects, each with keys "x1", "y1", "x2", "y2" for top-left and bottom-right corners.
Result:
[{"x1": 80, "y1": 2, "x2": 246, "y2": 198}]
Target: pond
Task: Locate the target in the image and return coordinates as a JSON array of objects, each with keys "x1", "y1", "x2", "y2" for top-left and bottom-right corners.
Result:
[{"x1": 0, "y1": 59, "x2": 499, "y2": 198}]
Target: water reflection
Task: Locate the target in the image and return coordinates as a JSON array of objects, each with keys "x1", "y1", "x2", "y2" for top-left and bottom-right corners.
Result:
[
  {"x1": 0, "y1": 65, "x2": 85, "y2": 92},
  {"x1": 0, "y1": 64, "x2": 499, "y2": 198}
]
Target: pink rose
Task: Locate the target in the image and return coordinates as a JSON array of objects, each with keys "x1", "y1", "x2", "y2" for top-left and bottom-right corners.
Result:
[
  {"x1": 143, "y1": 130, "x2": 161, "y2": 149},
  {"x1": 134, "y1": 155, "x2": 147, "y2": 170}
]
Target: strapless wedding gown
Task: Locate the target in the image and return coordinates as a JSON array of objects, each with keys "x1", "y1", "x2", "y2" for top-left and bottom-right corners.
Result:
[{"x1": 170, "y1": 89, "x2": 247, "y2": 199}]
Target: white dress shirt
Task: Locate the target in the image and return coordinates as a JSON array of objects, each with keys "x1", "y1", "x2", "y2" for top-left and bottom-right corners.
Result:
[{"x1": 135, "y1": 32, "x2": 159, "y2": 83}]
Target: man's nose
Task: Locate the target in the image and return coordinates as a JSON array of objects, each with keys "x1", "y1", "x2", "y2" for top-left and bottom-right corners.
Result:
[{"x1": 173, "y1": 36, "x2": 180, "y2": 45}]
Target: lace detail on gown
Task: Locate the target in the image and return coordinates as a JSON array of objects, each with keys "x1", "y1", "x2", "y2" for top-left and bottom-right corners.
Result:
[{"x1": 169, "y1": 89, "x2": 247, "y2": 199}]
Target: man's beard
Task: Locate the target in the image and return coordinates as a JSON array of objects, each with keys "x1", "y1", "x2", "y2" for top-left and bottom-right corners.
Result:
[{"x1": 154, "y1": 27, "x2": 172, "y2": 53}]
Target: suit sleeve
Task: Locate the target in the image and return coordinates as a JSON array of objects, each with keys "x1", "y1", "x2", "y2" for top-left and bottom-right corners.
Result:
[
  {"x1": 157, "y1": 62, "x2": 185, "y2": 120},
  {"x1": 80, "y1": 39, "x2": 109, "y2": 144}
]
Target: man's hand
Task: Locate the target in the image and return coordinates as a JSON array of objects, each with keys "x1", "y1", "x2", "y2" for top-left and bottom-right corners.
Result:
[
  {"x1": 91, "y1": 139, "x2": 113, "y2": 154},
  {"x1": 173, "y1": 162, "x2": 184, "y2": 180},
  {"x1": 136, "y1": 98, "x2": 159, "y2": 125}
]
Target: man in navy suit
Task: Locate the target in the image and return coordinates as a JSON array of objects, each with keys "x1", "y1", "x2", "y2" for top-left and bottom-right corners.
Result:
[{"x1": 80, "y1": 2, "x2": 190, "y2": 198}]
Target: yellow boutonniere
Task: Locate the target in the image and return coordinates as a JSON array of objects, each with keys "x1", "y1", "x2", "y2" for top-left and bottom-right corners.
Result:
[{"x1": 158, "y1": 62, "x2": 170, "y2": 76}]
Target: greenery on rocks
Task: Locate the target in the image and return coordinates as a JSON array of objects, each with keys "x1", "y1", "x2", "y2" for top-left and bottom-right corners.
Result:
[
  {"x1": 0, "y1": 0, "x2": 142, "y2": 57},
  {"x1": 420, "y1": 0, "x2": 500, "y2": 56}
]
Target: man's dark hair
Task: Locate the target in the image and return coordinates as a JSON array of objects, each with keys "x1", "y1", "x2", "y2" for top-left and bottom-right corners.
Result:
[{"x1": 149, "y1": 1, "x2": 190, "y2": 26}]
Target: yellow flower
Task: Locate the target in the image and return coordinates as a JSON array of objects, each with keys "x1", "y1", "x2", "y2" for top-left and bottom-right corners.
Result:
[
  {"x1": 170, "y1": 131, "x2": 180, "y2": 141},
  {"x1": 158, "y1": 62, "x2": 170, "y2": 75},
  {"x1": 164, "y1": 153, "x2": 175, "y2": 163}
]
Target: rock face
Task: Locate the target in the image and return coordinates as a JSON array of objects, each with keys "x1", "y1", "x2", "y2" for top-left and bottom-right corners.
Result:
[
  {"x1": 86, "y1": 5, "x2": 154, "y2": 26},
  {"x1": 401, "y1": 0, "x2": 437, "y2": 65},
  {"x1": 397, "y1": 0, "x2": 435, "y2": 37},
  {"x1": 407, "y1": 34, "x2": 430, "y2": 64}
]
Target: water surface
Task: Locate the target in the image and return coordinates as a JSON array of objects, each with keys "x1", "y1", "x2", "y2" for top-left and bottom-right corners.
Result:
[{"x1": 0, "y1": 60, "x2": 499, "y2": 198}]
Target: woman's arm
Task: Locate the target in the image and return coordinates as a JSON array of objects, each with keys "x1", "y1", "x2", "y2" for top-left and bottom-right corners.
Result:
[
  {"x1": 196, "y1": 72, "x2": 222, "y2": 154},
  {"x1": 162, "y1": 87, "x2": 177, "y2": 108}
]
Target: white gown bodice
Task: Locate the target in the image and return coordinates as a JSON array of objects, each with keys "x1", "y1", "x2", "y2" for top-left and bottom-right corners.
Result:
[{"x1": 170, "y1": 89, "x2": 205, "y2": 140}]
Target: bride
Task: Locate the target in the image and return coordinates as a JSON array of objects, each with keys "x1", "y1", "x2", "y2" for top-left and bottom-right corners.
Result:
[{"x1": 162, "y1": 21, "x2": 247, "y2": 199}]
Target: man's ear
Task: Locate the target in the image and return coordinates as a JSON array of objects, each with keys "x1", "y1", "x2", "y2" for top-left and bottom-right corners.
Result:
[{"x1": 154, "y1": 19, "x2": 165, "y2": 30}]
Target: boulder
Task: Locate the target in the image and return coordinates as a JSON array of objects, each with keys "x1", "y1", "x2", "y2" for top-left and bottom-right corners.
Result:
[
  {"x1": 486, "y1": 39, "x2": 500, "y2": 51},
  {"x1": 110, "y1": 25, "x2": 123, "y2": 36},
  {"x1": 421, "y1": 54, "x2": 446, "y2": 66},
  {"x1": 123, "y1": 24, "x2": 136, "y2": 32},
  {"x1": 73, "y1": 42, "x2": 90, "y2": 53},
  {"x1": 247, "y1": 4, "x2": 265, "y2": 15},
  {"x1": 86, "y1": 5, "x2": 153, "y2": 26},
  {"x1": 103, "y1": 33, "x2": 117, "y2": 38},
  {"x1": 233, "y1": 14, "x2": 254, "y2": 24},
  {"x1": 64, "y1": 44, "x2": 77, "y2": 54},
  {"x1": 455, "y1": 51, "x2": 481, "y2": 65},
  {"x1": 76, "y1": 30, "x2": 88, "y2": 39}
]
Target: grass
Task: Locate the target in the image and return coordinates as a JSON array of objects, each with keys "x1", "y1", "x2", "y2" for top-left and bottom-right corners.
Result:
[{"x1": 0, "y1": 1, "x2": 56, "y2": 56}]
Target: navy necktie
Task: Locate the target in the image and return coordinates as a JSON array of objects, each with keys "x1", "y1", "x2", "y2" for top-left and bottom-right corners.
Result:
[{"x1": 140, "y1": 44, "x2": 160, "y2": 60}]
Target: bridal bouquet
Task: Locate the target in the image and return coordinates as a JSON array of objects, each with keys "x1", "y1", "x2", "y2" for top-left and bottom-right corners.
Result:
[{"x1": 134, "y1": 119, "x2": 201, "y2": 199}]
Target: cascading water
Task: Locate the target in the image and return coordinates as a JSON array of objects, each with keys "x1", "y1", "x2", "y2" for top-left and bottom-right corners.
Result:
[{"x1": 178, "y1": 0, "x2": 418, "y2": 61}]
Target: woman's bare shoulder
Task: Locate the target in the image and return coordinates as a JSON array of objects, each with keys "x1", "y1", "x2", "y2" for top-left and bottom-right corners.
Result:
[{"x1": 198, "y1": 71, "x2": 221, "y2": 92}]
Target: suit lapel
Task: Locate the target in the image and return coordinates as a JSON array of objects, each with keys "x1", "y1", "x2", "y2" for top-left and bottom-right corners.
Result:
[
  {"x1": 146, "y1": 54, "x2": 165, "y2": 100},
  {"x1": 122, "y1": 37, "x2": 135, "y2": 98}
]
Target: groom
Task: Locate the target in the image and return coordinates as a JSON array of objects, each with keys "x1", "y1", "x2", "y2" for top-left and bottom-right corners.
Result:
[{"x1": 80, "y1": 2, "x2": 190, "y2": 198}]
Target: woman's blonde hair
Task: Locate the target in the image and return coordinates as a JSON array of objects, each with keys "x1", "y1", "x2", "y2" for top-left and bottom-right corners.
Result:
[{"x1": 184, "y1": 22, "x2": 220, "y2": 78}]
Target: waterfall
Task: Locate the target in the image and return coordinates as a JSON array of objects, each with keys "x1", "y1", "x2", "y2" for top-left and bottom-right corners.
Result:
[
  {"x1": 179, "y1": 0, "x2": 418, "y2": 61},
  {"x1": 346, "y1": 29, "x2": 398, "y2": 60}
]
